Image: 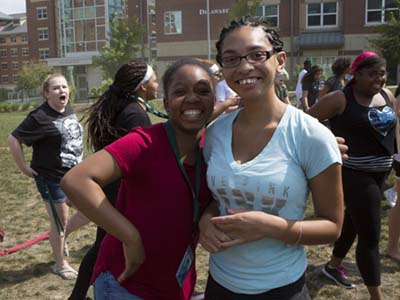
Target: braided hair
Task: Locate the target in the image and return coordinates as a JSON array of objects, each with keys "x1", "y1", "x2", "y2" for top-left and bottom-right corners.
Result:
[
  {"x1": 85, "y1": 60, "x2": 148, "y2": 152},
  {"x1": 215, "y1": 16, "x2": 284, "y2": 66}
]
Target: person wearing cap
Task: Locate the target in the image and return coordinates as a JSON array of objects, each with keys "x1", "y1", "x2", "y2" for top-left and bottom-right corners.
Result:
[
  {"x1": 295, "y1": 59, "x2": 312, "y2": 108},
  {"x1": 68, "y1": 60, "x2": 160, "y2": 300},
  {"x1": 308, "y1": 52, "x2": 396, "y2": 300}
]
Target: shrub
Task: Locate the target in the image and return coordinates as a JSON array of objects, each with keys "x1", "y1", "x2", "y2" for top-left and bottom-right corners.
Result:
[
  {"x1": 11, "y1": 103, "x2": 20, "y2": 111},
  {"x1": 21, "y1": 103, "x2": 31, "y2": 111}
]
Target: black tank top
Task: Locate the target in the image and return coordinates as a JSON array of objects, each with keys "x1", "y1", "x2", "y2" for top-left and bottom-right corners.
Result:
[{"x1": 330, "y1": 85, "x2": 396, "y2": 171}]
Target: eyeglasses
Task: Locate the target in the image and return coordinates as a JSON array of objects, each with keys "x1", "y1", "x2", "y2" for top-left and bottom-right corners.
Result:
[{"x1": 220, "y1": 50, "x2": 275, "y2": 68}]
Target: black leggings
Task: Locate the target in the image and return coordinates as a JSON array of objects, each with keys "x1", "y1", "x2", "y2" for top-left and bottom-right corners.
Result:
[
  {"x1": 332, "y1": 167, "x2": 387, "y2": 287},
  {"x1": 69, "y1": 227, "x2": 106, "y2": 300}
]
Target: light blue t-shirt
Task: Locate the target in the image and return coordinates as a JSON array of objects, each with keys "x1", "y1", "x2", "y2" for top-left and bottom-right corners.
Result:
[{"x1": 203, "y1": 105, "x2": 341, "y2": 294}]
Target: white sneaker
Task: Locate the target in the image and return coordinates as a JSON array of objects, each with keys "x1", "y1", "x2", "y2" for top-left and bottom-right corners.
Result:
[
  {"x1": 190, "y1": 291, "x2": 205, "y2": 300},
  {"x1": 384, "y1": 187, "x2": 397, "y2": 208}
]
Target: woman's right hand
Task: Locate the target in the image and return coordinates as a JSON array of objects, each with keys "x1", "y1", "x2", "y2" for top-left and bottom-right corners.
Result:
[
  {"x1": 118, "y1": 238, "x2": 146, "y2": 283},
  {"x1": 22, "y1": 166, "x2": 38, "y2": 178}
]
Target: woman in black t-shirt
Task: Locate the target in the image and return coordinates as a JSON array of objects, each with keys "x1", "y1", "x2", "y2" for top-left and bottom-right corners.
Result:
[
  {"x1": 319, "y1": 57, "x2": 351, "y2": 98},
  {"x1": 300, "y1": 65, "x2": 323, "y2": 111},
  {"x1": 8, "y1": 74, "x2": 88, "y2": 280},
  {"x1": 69, "y1": 60, "x2": 161, "y2": 300}
]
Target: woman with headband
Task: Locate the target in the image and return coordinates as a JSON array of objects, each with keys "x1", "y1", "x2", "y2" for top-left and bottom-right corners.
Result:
[
  {"x1": 308, "y1": 52, "x2": 396, "y2": 300},
  {"x1": 68, "y1": 60, "x2": 160, "y2": 300}
]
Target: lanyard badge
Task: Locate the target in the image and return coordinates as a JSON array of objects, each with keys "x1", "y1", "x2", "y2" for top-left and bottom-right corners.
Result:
[{"x1": 164, "y1": 121, "x2": 201, "y2": 287}]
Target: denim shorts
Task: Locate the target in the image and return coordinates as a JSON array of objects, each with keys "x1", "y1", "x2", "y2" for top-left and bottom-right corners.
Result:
[
  {"x1": 94, "y1": 271, "x2": 143, "y2": 300},
  {"x1": 34, "y1": 175, "x2": 66, "y2": 203}
]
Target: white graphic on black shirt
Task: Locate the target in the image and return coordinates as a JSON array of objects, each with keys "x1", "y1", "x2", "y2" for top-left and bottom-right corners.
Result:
[{"x1": 54, "y1": 115, "x2": 83, "y2": 168}]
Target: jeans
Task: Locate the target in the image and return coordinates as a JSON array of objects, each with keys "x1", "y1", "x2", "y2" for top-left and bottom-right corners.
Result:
[
  {"x1": 94, "y1": 271, "x2": 142, "y2": 300},
  {"x1": 34, "y1": 175, "x2": 66, "y2": 203}
]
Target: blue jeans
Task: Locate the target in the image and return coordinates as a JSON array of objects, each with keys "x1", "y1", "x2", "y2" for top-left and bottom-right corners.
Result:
[
  {"x1": 94, "y1": 271, "x2": 142, "y2": 300},
  {"x1": 34, "y1": 175, "x2": 66, "y2": 203}
]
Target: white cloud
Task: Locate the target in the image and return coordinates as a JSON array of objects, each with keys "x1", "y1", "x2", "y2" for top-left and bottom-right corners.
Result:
[{"x1": 0, "y1": 0, "x2": 26, "y2": 15}]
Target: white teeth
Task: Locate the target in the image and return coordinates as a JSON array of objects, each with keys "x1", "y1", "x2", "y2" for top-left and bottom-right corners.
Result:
[
  {"x1": 239, "y1": 78, "x2": 257, "y2": 85},
  {"x1": 183, "y1": 109, "x2": 201, "y2": 116}
]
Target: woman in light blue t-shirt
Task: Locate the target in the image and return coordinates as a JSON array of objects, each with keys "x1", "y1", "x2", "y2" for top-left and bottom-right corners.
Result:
[{"x1": 200, "y1": 16, "x2": 344, "y2": 300}]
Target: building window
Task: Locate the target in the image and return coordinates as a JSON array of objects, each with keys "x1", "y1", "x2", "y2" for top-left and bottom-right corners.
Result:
[
  {"x1": 1, "y1": 62, "x2": 8, "y2": 70},
  {"x1": 0, "y1": 37, "x2": 5, "y2": 44},
  {"x1": 164, "y1": 11, "x2": 182, "y2": 35},
  {"x1": 22, "y1": 48, "x2": 29, "y2": 56},
  {"x1": 255, "y1": 4, "x2": 279, "y2": 27},
  {"x1": 366, "y1": 0, "x2": 399, "y2": 24},
  {"x1": 13, "y1": 74, "x2": 19, "y2": 82},
  {"x1": 37, "y1": 7, "x2": 48, "y2": 20},
  {"x1": 1, "y1": 75, "x2": 8, "y2": 83},
  {"x1": 39, "y1": 48, "x2": 50, "y2": 59},
  {"x1": 21, "y1": 35, "x2": 28, "y2": 42},
  {"x1": 10, "y1": 48, "x2": 18, "y2": 56},
  {"x1": 0, "y1": 49, "x2": 7, "y2": 57},
  {"x1": 307, "y1": 2, "x2": 338, "y2": 27},
  {"x1": 10, "y1": 36, "x2": 17, "y2": 43},
  {"x1": 38, "y1": 28, "x2": 49, "y2": 40},
  {"x1": 12, "y1": 61, "x2": 19, "y2": 70}
]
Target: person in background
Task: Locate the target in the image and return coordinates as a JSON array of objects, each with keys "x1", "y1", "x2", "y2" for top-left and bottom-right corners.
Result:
[
  {"x1": 295, "y1": 59, "x2": 311, "y2": 108},
  {"x1": 196, "y1": 58, "x2": 240, "y2": 120},
  {"x1": 275, "y1": 69, "x2": 291, "y2": 104},
  {"x1": 319, "y1": 57, "x2": 351, "y2": 98},
  {"x1": 308, "y1": 52, "x2": 396, "y2": 300},
  {"x1": 386, "y1": 84, "x2": 400, "y2": 263},
  {"x1": 200, "y1": 16, "x2": 343, "y2": 300},
  {"x1": 7, "y1": 74, "x2": 88, "y2": 280},
  {"x1": 300, "y1": 65, "x2": 324, "y2": 112},
  {"x1": 68, "y1": 60, "x2": 159, "y2": 300},
  {"x1": 61, "y1": 58, "x2": 215, "y2": 300}
]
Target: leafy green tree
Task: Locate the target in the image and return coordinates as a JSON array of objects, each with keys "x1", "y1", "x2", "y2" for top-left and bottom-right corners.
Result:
[
  {"x1": 229, "y1": 0, "x2": 262, "y2": 20},
  {"x1": 370, "y1": 0, "x2": 400, "y2": 84},
  {"x1": 16, "y1": 61, "x2": 53, "y2": 97},
  {"x1": 93, "y1": 17, "x2": 144, "y2": 80}
]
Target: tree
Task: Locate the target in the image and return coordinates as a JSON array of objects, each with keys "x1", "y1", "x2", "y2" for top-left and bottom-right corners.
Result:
[
  {"x1": 93, "y1": 16, "x2": 144, "y2": 80},
  {"x1": 229, "y1": 0, "x2": 262, "y2": 20},
  {"x1": 370, "y1": 0, "x2": 400, "y2": 84},
  {"x1": 16, "y1": 61, "x2": 53, "y2": 97}
]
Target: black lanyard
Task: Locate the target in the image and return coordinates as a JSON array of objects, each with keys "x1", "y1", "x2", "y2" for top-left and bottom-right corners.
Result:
[
  {"x1": 164, "y1": 121, "x2": 201, "y2": 239},
  {"x1": 133, "y1": 95, "x2": 169, "y2": 119}
]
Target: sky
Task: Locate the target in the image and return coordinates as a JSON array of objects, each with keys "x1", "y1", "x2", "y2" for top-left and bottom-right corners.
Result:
[{"x1": 0, "y1": 0, "x2": 26, "y2": 15}]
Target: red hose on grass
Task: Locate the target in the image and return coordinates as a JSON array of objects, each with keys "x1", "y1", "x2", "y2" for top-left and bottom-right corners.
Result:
[{"x1": 0, "y1": 231, "x2": 49, "y2": 256}]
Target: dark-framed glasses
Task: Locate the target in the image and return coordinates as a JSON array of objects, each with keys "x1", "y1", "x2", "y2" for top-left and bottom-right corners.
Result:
[{"x1": 220, "y1": 50, "x2": 275, "y2": 68}]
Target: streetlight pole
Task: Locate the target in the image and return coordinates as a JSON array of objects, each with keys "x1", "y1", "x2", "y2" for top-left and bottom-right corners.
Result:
[{"x1": 206, "y1": 0, "x2": 211, "y2": 59}]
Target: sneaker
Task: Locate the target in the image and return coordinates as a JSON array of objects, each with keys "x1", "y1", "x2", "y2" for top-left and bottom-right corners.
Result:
[
  {"x1": 384, "y1": 187, "x2": 397, "y2": 208},
  {"x1": 322, "y1": 263, "x2": 355, "y2": 289},
  {"x1": 190, "y1": 290, "x2": 205, "y2": 300}
]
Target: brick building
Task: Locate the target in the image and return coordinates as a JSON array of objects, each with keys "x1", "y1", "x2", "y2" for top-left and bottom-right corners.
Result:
[
  {"x1": 0, "y1": 13, "x2": 29, "y2": 89},
  {"x1": 0, "y1": 0, "x2": 399, "y2": 97}
]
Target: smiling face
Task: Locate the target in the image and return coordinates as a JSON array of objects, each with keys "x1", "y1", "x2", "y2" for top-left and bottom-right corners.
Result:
[
  {"x1": 220, "y1": 26, "x2": 286, "y2": 101},
  {"x1": 44, "y1": 76, "x2": 69, "y2": 113},
  {"x1": 355, "y1": 64, "x2": 387, "y2": 96},
  {"x1": 164, "y1": 65, "x2": 215, "y2": 135}
]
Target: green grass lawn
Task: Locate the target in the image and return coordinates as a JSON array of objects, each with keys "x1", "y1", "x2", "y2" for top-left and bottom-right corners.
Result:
[{"x1": 0, "y1": 105, "x2": 399, "y2": 299}]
